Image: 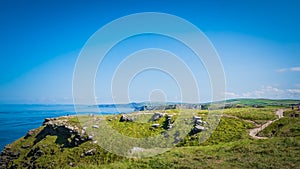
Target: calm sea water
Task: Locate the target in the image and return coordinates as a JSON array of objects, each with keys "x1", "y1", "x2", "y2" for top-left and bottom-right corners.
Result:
[{"x1": 0, "y1": 104, "x2": 134, "y2": 151}]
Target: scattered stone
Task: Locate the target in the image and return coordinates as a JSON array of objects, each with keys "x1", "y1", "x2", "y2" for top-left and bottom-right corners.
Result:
[
  {"x1": 193, "y1": 125, "x2": 206, "y2": 133},
  {"x1": 84, "y1": 149, "x2": 96, "y2": 156},
  {"x1": 92, "y1": 125, "x2": 99, "y2": 129},
  {"x1": 36, "y1": 150, "x2": 43, "y2": 157},
  {"x1": 193, "y1": 116, "x2": 202, "y2": 121},
  {"x1": 21, "y1": 145, "x2": 30, "y2": 149},
  {"x1": 25, "y1": 129, "x2": 37, "y2": 139},
  {"x1": 22, "y1": 162, "x2": 29, "y2": 168},
  {"x1": 152, "y1": 124, "x2": 160, "y2": 128},
  {"x1": 150, "y1": 112, "x2": 165, "y2": 121},
  {"x1": 69, "y1": 162, "x2": 75, "y2": 167},
  {"x1": 119, "y1": 114, "x2": 134, "y2": 122}
]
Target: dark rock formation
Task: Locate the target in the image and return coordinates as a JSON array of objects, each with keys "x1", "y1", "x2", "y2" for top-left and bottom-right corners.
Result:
[
  {"x1": 119, "y1": 114, "x2": 134, "y2": 122},
  {"x1": 166, "y1": 115, "x2": 173, "y2": 130},
  {"x1": 0, "y1": 117, "x2": 93, "y2": 168},
  {"x1": 33, "y1": 118, "x2": 90, "y2": 147},
  {"x1": 149, "y1": 112, "x2": 165, "y2": 121},
  {"x1": 0, "y1": 146, "x2": 20, "y2": 169},
  {"x1": 191, "y1": 116, "x2": 208, "y2": 134},
  {"x1": 84, "y1": 148, "x2": 96, "y2": 156}
]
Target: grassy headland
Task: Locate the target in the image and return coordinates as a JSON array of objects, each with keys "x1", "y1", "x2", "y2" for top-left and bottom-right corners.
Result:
[{"x1": 1, "y1": 99, "x2": 300, "y2": 169}]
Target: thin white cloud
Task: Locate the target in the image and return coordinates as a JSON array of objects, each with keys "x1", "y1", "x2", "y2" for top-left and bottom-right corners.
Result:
[
  {"x1": 225, "y1": 92, "x2": 239, "y2": 98},
  {"x1": 252, "y1": 86, "x2": 284, "y2": 98},
  {"x1": 277, "y1": 68, "x2": 288, "y2": 72},
  {"x1": 287, "y1": 89, "x2": 300, "y2": 94},
  {"x1": 240, "y1": 86, "x2": 300, "y2": 99},
  {"x1": 291, "y1": 67, "x2": 300, "y2": 71},
  {"x1": 276, "y1": 66, "x2": 300, "y2": 72}
]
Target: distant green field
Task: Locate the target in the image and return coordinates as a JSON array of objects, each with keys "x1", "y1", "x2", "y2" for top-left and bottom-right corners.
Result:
[{"x1": 225, "y1": 98, "x2": 300, "y2": 108}]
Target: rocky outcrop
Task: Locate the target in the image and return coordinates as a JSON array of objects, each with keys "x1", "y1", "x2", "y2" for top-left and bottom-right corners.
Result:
[
  {"x1": 149, "y1": 112, "x2": 165, "y2": 121},
  {"x1": 34, "y1": 117, "x2": 91, "y2": 147},
  {"x1": 191, "y1": 116, "x2": 208, "y2": 134},
  {"x1": 119, "y1": 114, "x2": 134, "y2": 122},
  {"x1": 165, "y1": 115, "x2": 173, "y2": 130},
  {"x1": 0, "y1": 146, "x2": 20, "y2": 169},
  {"x1": 0, "y1": 117, "x2": 93, "y2": 169}
]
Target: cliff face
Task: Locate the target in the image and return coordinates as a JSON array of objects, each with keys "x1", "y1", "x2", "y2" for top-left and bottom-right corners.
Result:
[{"x1": 0, "y1": 116, "x2": 92, "y2": 169}]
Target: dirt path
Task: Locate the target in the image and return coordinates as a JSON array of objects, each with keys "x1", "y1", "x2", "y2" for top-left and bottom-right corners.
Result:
[{"x1": 249, "y1": 109, "x2": 284, "y2": 139}]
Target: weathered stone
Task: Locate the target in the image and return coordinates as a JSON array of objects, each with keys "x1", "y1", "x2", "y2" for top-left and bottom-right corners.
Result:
[
  {"x1": 25, "y1": 129, "x2": 37, "y2": 139},
  {"x1": 152, "y1": 124, "x2": 160, "y2": 128},
  {"x1": 80, "y1": 153, "x2": 85, "y2": 158},
  {"x1": 150, "y1": 112, "x2": 164, "y2": 121},
  {"x1": 119, "y1": 114, "x2": 134, "y2": 122},
  {"x1": 165, "y1": 114, "x2": 173, "y2": 130},
  {"x1": 36, "y1": 150, "x2": 43, "y2": 157},
  {"x1": 21, "y1": 145, "x2": 30, "y2": 149},
  {"x1": 193, "y1": 116, "x2": 202, "y2": 121},
  {"x1": 195, "y1": 119, "x2": 204, "y2": 125},
  {"x1": 92, "y1": 125, "x2": 99, "y2": 129},
  {"x1": 69, "y1": 162, "x2": 75, "y2": 167},
  {"x1": 84, "y1": 149, "x2": 96, "y2": 156},
  {"x1": 192, "y1": 125, "x2": 206, "y2": 134},
  {"x1": 43, "y1": 118, "x2": 51, "y2": 125}
]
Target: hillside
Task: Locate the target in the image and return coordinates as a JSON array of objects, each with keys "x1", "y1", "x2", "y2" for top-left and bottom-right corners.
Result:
[{"x1": 1, "y1": 100, "x2": 300, "y2": 169}]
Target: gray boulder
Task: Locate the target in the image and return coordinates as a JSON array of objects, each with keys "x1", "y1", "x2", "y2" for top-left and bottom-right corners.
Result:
[
  {"x1": 150, "y1": 112, "x2": 165, "y2": 121},
  {"x1": 152, "y1": 124, "x2": 160, "y2": 128},
  {"x1": 119, "y1": 114, "x2": 134, "y2": 122}
]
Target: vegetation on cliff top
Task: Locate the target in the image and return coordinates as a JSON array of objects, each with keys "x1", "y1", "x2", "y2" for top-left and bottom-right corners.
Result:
[{"x1": 1, "y1": 99, "x2": 300, "y2": 168}]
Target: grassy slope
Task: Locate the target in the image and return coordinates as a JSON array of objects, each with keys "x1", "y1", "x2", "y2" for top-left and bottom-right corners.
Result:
[
  {"x1": 258, "y1": 110, "x2": 300, "y2": 137},
  {"x1": 95, "y1": 138, "x2": 300, "y2": 169},
  {"x1": 4, "y1": 103, "x2": 300, "y2": 169}
]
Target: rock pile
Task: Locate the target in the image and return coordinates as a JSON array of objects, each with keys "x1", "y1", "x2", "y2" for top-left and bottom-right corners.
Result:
[
  {"x1": 191, "y1": 116, "x2": 208, "y2": 134},
  {"x1": 166, "y1": 115, "x2": 173, "y2": 130}
]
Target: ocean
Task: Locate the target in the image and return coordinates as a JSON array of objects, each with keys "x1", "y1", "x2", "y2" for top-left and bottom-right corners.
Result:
[{"x1": 0, "y1": 104, "x2": 135, "y2": 151}]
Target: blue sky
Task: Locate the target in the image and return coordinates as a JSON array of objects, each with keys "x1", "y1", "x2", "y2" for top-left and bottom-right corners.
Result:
[{"x1": 0, "y1": 0, "x2": 299, "y2": 104}]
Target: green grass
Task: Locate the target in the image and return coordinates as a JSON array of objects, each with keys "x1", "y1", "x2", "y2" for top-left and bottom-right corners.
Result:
[
  {"x1": 223, "y1": 108, "x2": 278, "y2": 124},
  {"x1": 258, "y1": 110, "x2": 300, "y2": 137},
  {"x1": 107, "y1": 114, "x2": 166, "y2": 138},
  {"x1": 77, "y1": 138, "x2": 300, "y2": 169},
  {"x1": 4, "y1": 105, "x2": 300, "y2": 168},
  {"x1": 226, "y1": 98, "x2": 300, "y2": 108},
  {"x1": 178, "y1": 117, "x2": 255, "y2": 147}
]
